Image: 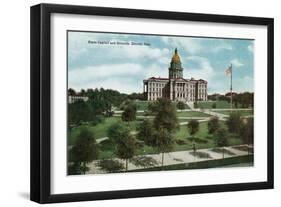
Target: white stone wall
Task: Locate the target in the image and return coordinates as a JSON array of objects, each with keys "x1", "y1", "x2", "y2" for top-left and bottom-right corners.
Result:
[
  {"x1": 68, "y1": 95, "x2": 89, "y2": 104},
  {"x1": 144, "y1": 79, "x2": 207, "y2": 102}
]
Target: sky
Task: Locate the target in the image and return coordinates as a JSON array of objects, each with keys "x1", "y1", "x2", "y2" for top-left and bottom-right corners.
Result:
[{"x1": 68, "y1": 31, "x2": 254, "y2": 94}]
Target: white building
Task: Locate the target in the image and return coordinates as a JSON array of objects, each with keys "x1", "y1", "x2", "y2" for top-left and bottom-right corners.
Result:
[
  {"x1": 143, "y1": 48, "x2": 208, "y2": 102},
  {"x1": 68, "y1": 95, "x2": 89, "y2": 104}
]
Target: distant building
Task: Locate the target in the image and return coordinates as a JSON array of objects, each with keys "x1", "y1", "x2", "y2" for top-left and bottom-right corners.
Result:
[
  {"x1": 68, "y1": 95, "x2": 89, "y2": 104},
  {"x1": 143, "y1": 48, "x2": 208, "y2": 102}
]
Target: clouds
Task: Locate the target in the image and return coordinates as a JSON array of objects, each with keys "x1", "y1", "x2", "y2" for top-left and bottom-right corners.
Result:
[
  {"x1": 69, "y1": 63, "x2": 143, "y2": 93},
  {"x1": 185, "y1": 56, "x2": 215, "y2": 80},
  {"x1": 160, "y1": 36, "x2": 233, "y2": 55},
  {"x1": 68, "y1": 31, "x2": 254, "y2": 94},
  {"x1": 161, "y1": 37, "x2": 202, "y2": 54},
  {"x1": 212, "y1": 42, "x2": 233, "y2": 52},
  {"x1": 248, "y1": 44, "x2": 253, "y2": 53},
  {"x1": 68, "y1": 33, "x2": 171, "y2": 70},
  {"x1": 231, "y1": 58, "x2": 244, "y2": 67},
  {"x1": 69, "y1": 63, "x2": 168, "y2": 93}
]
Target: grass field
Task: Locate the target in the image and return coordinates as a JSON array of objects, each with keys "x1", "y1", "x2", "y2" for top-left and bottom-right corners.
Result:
[
  {"x1": 135, "y1": 101, "x2": 150, "y2": 110},
  {"x1": 177, "y1": 111, "x2": 210, "y2": 117},
  {"x1": 69, "y1": 117, "x2": 141, "y2": 145},
  {"x1": 99, "y1": 120, "x2": 243, "y2": 159},
  {"x1": 123, "y1": 100, "x2": 190, "y2": 111},
  {"x1": 197, "y1": 100, "x2": 232, "y2": 109},
  {"x1": 215, "y1": 110, "x2": 253, "y2": 116},
  {"x1": 69, "y1": 112, "x2": 245, "y2": 159}
]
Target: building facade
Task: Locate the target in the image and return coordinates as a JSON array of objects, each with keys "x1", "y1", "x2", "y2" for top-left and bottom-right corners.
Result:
[
  {"x1": 68, "y1": 95, "x2": 89, "y2": 104},
  {"x1": 143, "y1": 49, "x2": 208, "y2": 102}
]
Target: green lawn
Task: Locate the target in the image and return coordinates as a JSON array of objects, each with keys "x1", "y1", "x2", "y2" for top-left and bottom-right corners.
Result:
[
  {"x1": 215, "y1": 110, "x2": 253, "y2": 116},
  {"x1": 133, "y1": 100, "x2": 190, "y2": 111},
  {"x1": 178, "y1": 119, "x2": 197, "y2": 123},
  {"x1": 173, "y1": 122, "x2": 214, "y2": 151},
  {"x1": 134, "y1": 111, "x2": 210, "y2": 118},
  {"x1": 69, "y1": 117, "x2": 141, "y2": 145},
  {"x1": 173, "y1": 121, "x2": 243, "y2": 152},
  {"x1": 197, "y1": 101, "x2": 232, "y2": 109},
  {"x1": 69, "y1": 115, "x2": 245, "y2": 160},
  {"x1": 135, "y1": 101, "x2": 150, "y2": 110},
  {"x1": 177, "y1": 111, "x2": 210, "y2": 117}
]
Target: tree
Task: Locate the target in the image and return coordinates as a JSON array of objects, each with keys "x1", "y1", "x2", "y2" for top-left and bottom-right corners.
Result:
[
  {"x1": 68, "y1": 162, "x2": 81, "y2": 175},
  {"x1": 80, "y1": 89, "x2": 86, "y2": 96},
  {"x1": 226, "y1": 112, "x2": 241, "y2": 133},
  {"x1": 194, "y1": 101, "x2": 199, "y2": 109},
  {"x1": 70, "y1": 127, "x2": 99, "y2": 174},
  {"x1": 145, "y1": 98, "x2": 178, "y2": 168},
  {"x1": 176, "y1": 101, "x2": 186, "y2": 110},
  {"x1": 137, "y1": 119, "x2": 155, "y2": 146},
  {"x1": 152, "y1": 98, "x2": 179, "y2": 133},
  {"x1": 187, "y1": 120, "x2": 199, "y2": 137},
  {"x1": 153, "y1": 127, "x2": 174, "y2": 168},
  {"x1": 232, "y1": 92, "x2": 254, "y2": 108},
  {"x1": 208, "y1": 116, "x2": 220, "y2": 134},
  {"x1": 68, "y1": 88, "x2": 76, "y2": 96},
  {"x1": 86, "y1": 88, "x2": 128, "y2": 114},
  {"x1": 127, "y1": 92, "x2": 146, "y2": 101},
  {"x1": 68, "y1": 100, "x2": 93, "y2": 125},
  {"x1": 214, "y1": 128, "x2": 228, "y2": 159},
  {"x1": 240, "y1": 118, "x2": 254, "y2": 154},
  {"x1": 115, "y1": 134, "x2": 137, "y2": 171},
  {"x1": 98, "y1": 159, "x2": 124, "y2": 173},
  {"x1": 107, "y1": 122, "x2": 136, "y2": 171},
  {"x1": 107, "y1": 122, "x2": 130, "y2": 143},
  {"x1": 121, "y1": 104, "x2": 136, "y2": 123},
  {"x1": 131, "y1": 156, "x2": 158, "y2": 169},
  {"x1": 212, "y1": 103, "x2": 217, "y2": 109},
  {"x1": 119, "y1": 99, "x2": 137, "y2": 111}
]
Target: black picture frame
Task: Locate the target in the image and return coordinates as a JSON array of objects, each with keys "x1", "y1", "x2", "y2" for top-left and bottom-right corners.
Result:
[{"x1": 30, "y1": 3, "x2": 274, "y2": 204}]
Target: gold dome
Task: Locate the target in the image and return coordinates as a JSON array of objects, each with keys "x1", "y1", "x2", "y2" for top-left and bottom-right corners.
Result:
[{"x1": 171, "y1": 48, "x2": 181, "y2": 63}]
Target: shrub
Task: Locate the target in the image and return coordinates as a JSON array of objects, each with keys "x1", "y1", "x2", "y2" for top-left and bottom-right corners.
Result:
[
  {"x1": 98, "y1": 159, "x2": 124, "y2": 173},
  {"x1": 175, "y1": 139, "x2": 186, "y2": 145}
]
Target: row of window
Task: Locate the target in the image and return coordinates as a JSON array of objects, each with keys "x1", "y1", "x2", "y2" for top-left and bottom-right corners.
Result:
[
  {"x1": 148, "y1": 82, "x2": 167, "y2": 87},
  {"x1": 198, "y1": 85, "x2": 207, "y2": 89},
  {"x1": 148, "y1": 92, "x2": 195, "y2": 98}
]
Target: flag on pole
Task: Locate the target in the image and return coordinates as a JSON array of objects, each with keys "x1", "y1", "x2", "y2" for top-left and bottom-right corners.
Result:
[{"x1": 225, "y1": 65, "x2": 232, "y2": 76}]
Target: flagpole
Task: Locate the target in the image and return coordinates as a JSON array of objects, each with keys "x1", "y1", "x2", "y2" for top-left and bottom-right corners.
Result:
[{"x1": 230, "y1": 64, "x2": 233, "y2": 110}]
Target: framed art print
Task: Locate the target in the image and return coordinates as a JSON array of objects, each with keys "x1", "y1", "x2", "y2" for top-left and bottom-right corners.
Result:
[{"x1": 30, "y1": 3, "x2": 274, "y2": 203}]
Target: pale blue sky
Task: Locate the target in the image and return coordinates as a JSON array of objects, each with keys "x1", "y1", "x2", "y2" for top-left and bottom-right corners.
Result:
[{"x1": 68, "y1": 31, "x2": 254, "y2": 94}]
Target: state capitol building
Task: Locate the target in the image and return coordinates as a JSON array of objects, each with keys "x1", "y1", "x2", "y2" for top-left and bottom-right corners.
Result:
[{"x1": 143, "y1": 48, "x2": 208, "y2": 102}]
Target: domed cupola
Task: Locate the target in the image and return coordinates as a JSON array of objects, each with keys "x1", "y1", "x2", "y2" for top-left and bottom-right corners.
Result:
[
  {"x1": 171, "y1": 48, "x2": 181, "y2": 63},
  {"x1": 169, "y1": 48, "x2": 183, "y2": 79}
]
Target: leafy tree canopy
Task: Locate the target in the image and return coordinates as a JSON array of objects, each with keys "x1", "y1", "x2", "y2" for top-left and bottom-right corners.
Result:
[
  {"x1": 187, "y1": 120, "x2": 199, "y2": 136},
  {"x1": 70, "y1": 127, "x2": 99, "y2": 174},
  {"x1": 137, "y1": 119, "x2": 155, "y2": 146},
  {"x1": 226, "y1": 112, "x2": 241, "y2": 133},
  {"x1": 153, "y1": 127, "x2": 174, "y2": 153},
  {"x1": 240, "y1": 117, "x2": 254, "y2": 145},
  {"x1": 214, "y1": 128, "x2": 228, "y2": 147},
  {"x1": 115, "y1": 134, "x2": 137, "y2": 160},
  {"x1": 107, "y1": 122, "x2": 130, "y2": 143},
  {"x1": 208, "y1": 116, "x2": 220, "y2": 134},
  {"x1": 151, "y1": 98, "x2": 179, "y2": 133},
  {"x1": 121, "y1": 103, "x2": 137, "y2": 122},
  {"x1": 176, "y1": 101, "x2": 186, "y2": 110},
  {"x1": 98, "y1": 159, "x2": 124, "y2": 173}
]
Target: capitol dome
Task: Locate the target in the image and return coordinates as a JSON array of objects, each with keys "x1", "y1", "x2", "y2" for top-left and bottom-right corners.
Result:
[{"x1": 171, "y1": 48, "x2": 181, "y2": 63}]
